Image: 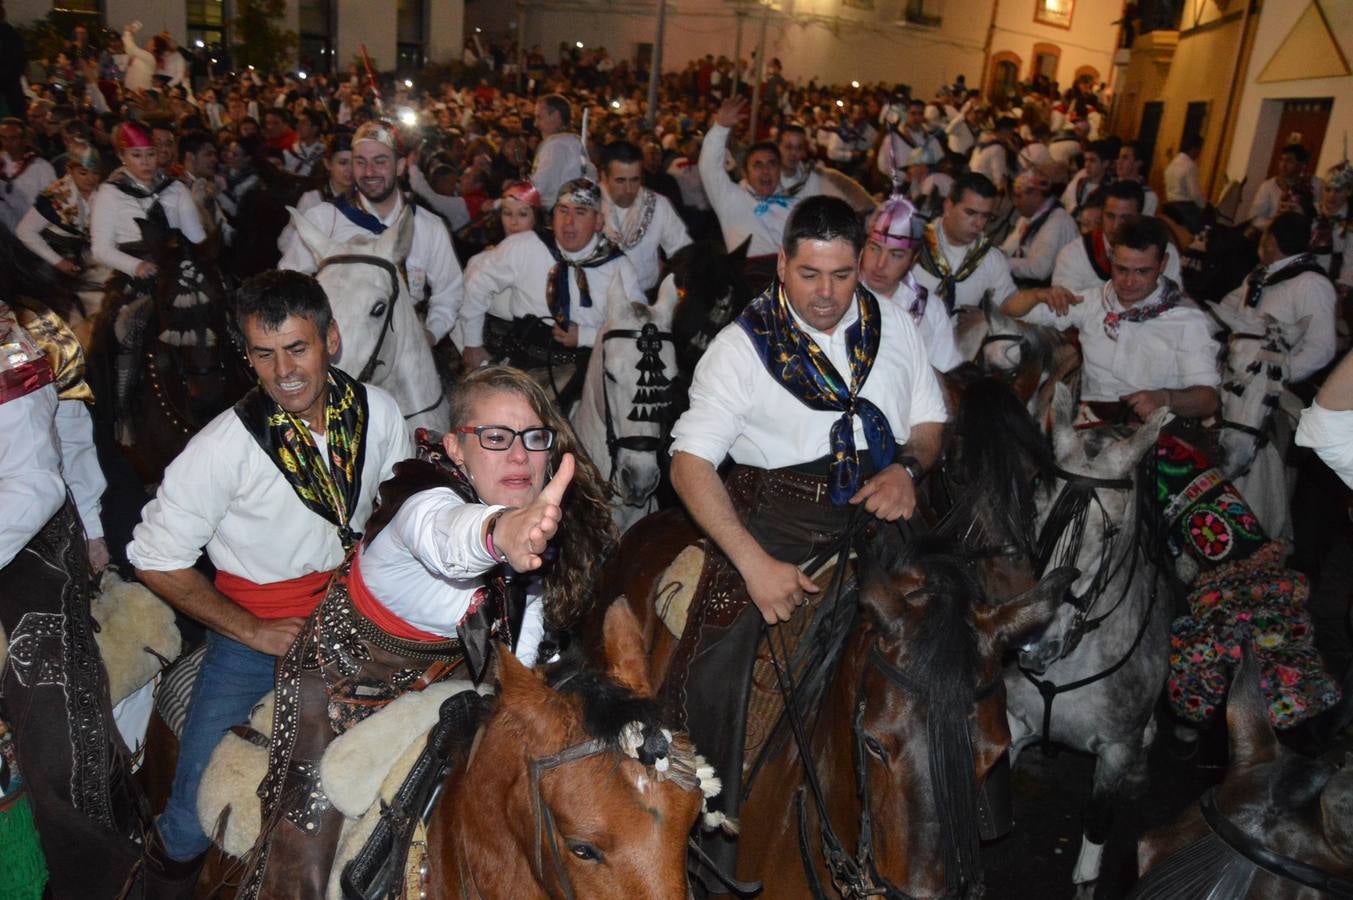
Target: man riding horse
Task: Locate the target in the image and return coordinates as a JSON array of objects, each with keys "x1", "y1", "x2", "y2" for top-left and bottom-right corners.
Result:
[{"x1": 666, "y1": 195, "x2": 947, "y2": 872}]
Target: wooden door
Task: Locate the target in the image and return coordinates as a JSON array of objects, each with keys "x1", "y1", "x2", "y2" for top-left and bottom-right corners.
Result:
[{"x1": 1266, "y1": 98, "x2": 1333, "y2": 177}]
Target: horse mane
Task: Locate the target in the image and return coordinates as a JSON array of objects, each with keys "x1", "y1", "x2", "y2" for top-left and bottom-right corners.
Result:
[
  {"x1": 948, "y1": 375, "x2": 1052, "y2": 555},
  {"x1": 0, "y1": 223, "x2": 80, "y2": 321}
]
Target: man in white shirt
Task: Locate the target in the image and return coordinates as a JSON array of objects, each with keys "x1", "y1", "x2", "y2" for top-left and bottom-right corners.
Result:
[
  {"x1": 177, "y1": 130, "x2": 231, "y2": 244},
  {"x1": 700, "y1": 96, "x2": 800, "y2": 290},
  {"x1": 1004, "y1": 215, "x2": 1219, "y2": 421},
  {"x1": 599, "y1": 139, "x2": 691, "y2": 294},
  {"x1": 0, "y1": 117, "x2": 57, "y2": 232},
  {"x1": 277, "y1": 130, "x2": 354, "y2": 254},
  {"x1": 1061, "y1": 139, "x2": 1110, "y2": 220},
  {"x1": 778, "y1": 124, "x2": 826, "y2": 197},
  {"x1": 1297, "y1": 348, "x2": 1353, "y2": 488},
  {"x1": 1246, "y1": 143, "x2": 1322, "y2": 235},
  {"x1": 969, "y1": 117, "x2": 1019, "y2": 194},
  {"x1": 459, "y1": 177, "x2": 647, "y2": 371},
  {"x1": 1053, "y1": 180, "x2": 1182, "y2": 294},
  {"x1": 913, "y1": 172, "x2": 1018, "y2": 314},
  {"x1": 668, "y1": 196, "x2": 946, "y2": 861},
  {"x1": 1219, "y1": 211, "x2": 1337, "y2": 384},
  {"x1": 530, "y1": 94, "x2": 596, "y2": 209},
  {"x1": 876, "y1": 98, "x2": 946, "y2": 186},
  {"x1": 1115, "y1": 141, "x2": 1160, "y2": 216},
  {"x1": 0, "y1": 304, "x2": 145, "y2": 898},
  {"x1": 279, "y1": 120, "x2": 465, "y2": 344},
  {"x1": 945, "y1": 104, "x2": 983, "y2": 158},
  {"x1": 1001, "y1": 167, "x2": 1080, "y2": 289},
  {"x1": 860, "y1": 194, "x2": 964, "y2": 371},
  {"x1": 282, "y1": 107, "x2": 326, "y2": 176},
  {"x1": 1163, "y1": 133, "x2": 1205, "y2": 210},
  {"x1": 128, "y1": 271, "x2": 411, "y2": 883}
]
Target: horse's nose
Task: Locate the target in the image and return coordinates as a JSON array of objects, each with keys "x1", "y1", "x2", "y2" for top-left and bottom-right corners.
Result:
[{"x1": 618, "y1": 462, "x2": 658, "y2": 503}]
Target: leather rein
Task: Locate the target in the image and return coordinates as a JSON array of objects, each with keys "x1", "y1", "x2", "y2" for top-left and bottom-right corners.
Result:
[{"x1": 317, "y1": 253, "x2": 443, "y2": 420}]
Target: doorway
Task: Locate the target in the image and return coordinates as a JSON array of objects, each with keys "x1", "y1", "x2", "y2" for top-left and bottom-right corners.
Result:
[{"x1": 1265, "y1": 97, "x2": 1333, "y2": 178}]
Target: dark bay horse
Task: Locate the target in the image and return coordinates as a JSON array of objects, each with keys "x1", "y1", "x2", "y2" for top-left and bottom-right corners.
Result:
[
  {"x1": 1131, "y1": 649, "x2": 1353, "y2": 899},
  {"x1": 666, "y1": 237, "x2": 755, "y2": 381}
]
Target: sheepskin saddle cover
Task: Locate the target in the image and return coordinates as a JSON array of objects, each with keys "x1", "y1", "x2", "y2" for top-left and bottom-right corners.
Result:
[
  {"x1": 0, "y1": 568, "x2": 181, "y2": 706},
  {"x1": 197, "y1": 679, "x2": 477, "y2": 897}
]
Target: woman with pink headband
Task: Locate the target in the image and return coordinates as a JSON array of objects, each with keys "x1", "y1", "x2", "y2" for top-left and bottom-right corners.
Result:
[{"x1": 451, "y1": 180, "x2": 543, "y2": 351}]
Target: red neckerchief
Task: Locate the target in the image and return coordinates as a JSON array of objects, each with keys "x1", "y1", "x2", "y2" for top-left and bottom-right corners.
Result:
[{"x1": 1090, "y1": 228, "x2": 1113, "y2": 279}]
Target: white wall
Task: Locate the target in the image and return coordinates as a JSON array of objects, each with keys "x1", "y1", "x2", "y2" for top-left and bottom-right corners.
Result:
[
  {"x1": 1227, "y1": 0, "x2": 1353, "y2": 201},
  {"x1": 7, "y1": 0, "x2": 53, "y2": 24},
  {"x1": 989, "y1": 0, "x2": 1120, "y2": 91},
  {"x1": 428, "y1": 0, "x2": 464, "y2": 66},
  {"x1": 335, "y1": 0, "x2": 396, "y2": 72}
]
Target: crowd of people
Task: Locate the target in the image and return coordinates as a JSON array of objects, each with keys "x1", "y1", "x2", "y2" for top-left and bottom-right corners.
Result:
[{"x1": 3, "y1": 9, "x2": 1353, "y2": 899}]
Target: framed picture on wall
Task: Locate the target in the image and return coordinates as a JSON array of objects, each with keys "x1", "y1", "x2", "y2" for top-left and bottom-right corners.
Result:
[{"x1": 1034, "y1": 0, "x2": 1074, "y2": 29}]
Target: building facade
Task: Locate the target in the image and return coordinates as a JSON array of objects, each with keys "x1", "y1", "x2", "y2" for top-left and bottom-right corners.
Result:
[{"x1": 8, "y1": 0, "x2": 465, "y2": 76}]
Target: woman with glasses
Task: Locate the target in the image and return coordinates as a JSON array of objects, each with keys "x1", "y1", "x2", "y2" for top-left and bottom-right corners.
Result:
[{"x1": 240, "y1": 365, "x2": 616, "y2": 899}]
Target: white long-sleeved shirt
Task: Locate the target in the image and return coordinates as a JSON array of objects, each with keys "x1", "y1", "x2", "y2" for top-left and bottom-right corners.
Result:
[
  {"x1": 1247, "y1": 176, "x2": 1323, "y2": 231},
  {"x1": 699, "y1": 123, "x2": 798, "y2": 258},
  {"x1": 459, "y1": 230, "x2": 645, "y2": 349},
  {"x1": 0, "y1": 153, "x2": 57, "y2": 233},
  {"x1": 530, "y1": 132, "x2": 595, "y2": 209},
  {"x1": 127, "y1": 383, "x2": 411, "y2": 583},
  {"x1": 1217, "y1": 254, "x2": 1338, "y2": 383},
  {"x1": 602, "y1": 187, "x2": 691, "y2": 293},
  {"x1": 15, "y1": 176, "x2": 89, "y2": 266},
  {"x1": 671, "y1": 295, "x2": 948, "y2": 469},
  {"x1": 1060, "y1": 170, "x2": 1101, "y2": 215},
  {"x1": 876, "y1": 279, "x2": 964, "y2": 372},
  {"x1": 1164, "y1": 153, "x2": 1204, "y2": 206},
  {"x1": 90, "y1": 176, "x2": 206, "y2": 277},
  {"x1": 970, "y1": 142, "x2": 1011, "y2": 190},
  {"x1": 1052, "y1": 232, "x2": 1182, "y2": 295},
  {"x1": 1018, "y1": 280, "x2": 1220, "y2": 402},
  {"x1": 283, "y1": 140, "x2": 326, "y2": 177},
  {"x1": 912, "y1": 224, "x2": 1018, "y2": 314},
  {"x1": 1296, "y1": 400, "x2": 1353, "y2": 489},
  {"x1": 0, "y1": 385, "x2": 66, "y2": 568},
  {"x1": 360, "y1": 489, "x2": 545, "y2": 667},
  {"x1": 946, "y1": 118, "x2": 981, "y2": 157},
  {"x1": 408, "y1": 163, "x2": 472, "y2": 232},
  {"x1": 121, "y1": 30, "x2": 155, "y2": 92},
  {"x1": 876, "y1": 126, "x2": 945, "y2": 179},
  {"x1": 1000, "y1": 201, "x2": 1080, "y2": 285},
  {"x1": 55, "y1": 399, "x2": 105, "y2": 541},
  {"x1": 278, "y1": 193, "x2": 465, "y2": 342}
]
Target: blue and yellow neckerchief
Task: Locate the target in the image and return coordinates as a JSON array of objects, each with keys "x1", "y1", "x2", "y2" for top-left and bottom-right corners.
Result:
[{"x1": 736, "y1": 282, "x2": 896, "y2": 504}]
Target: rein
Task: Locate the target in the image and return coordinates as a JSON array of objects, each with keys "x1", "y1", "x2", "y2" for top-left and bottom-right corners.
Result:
[{"x1": 525, "y1": 736, "x2": 612, "y2": 900}]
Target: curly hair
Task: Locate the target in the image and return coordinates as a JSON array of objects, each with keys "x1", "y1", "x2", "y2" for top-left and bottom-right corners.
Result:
[{"x1": 450, "y1": 366, "x2": 617, "y2": 630}]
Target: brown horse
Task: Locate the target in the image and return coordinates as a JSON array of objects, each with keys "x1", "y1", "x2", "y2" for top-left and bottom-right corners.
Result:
[
  {"x1": 1131, "y1": 650, "x2": 1353, "y2": 899},
  {"x1": 424, "y1": 600, "x2": 710, "y2": 899},
  {"x1": 605, "y1": 511, "x2": 1075, "y2": 897}
]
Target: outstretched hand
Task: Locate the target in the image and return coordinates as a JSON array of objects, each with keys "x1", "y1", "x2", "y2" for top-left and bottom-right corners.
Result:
[
  {"x1": 715, "y1": 97, "x2": 748, "y2": 130},
  {"x1": 492, "y1": 453, "x2": 576, "y2": 572}
]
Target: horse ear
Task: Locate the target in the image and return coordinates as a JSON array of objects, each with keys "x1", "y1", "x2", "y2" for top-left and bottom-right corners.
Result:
[
  {"x1": 653, "y1": 275, "x2": 679, "y2": 324},
  {"x1": 602, "y1": 598, "x2": 653, "y2": 698},
  {"x1": 497, "y1": 646, "x2": 573, "y2": 744},
  {"x1": 1225, "y1": 644, "x2": 1278, "y2": 768},
  {"x1": 729, "y1": 236, "x2": 752, "y2": 265},
  {"x1": 288, "y1": 206, "x2": 337, "y2": 263},
  {"x1": 378, "y1": 205, "x2": 414, "y2": 263},
  {"x1": 1105, "y1": 407, "x2": 1167, "y2": 476},
  {"x1": 1050, "y1": 383, "x2": 1078, "y2": 461},
  {"x1": 1204, "y1": 299, "x2": 1251, "y2": 336},
  {"x1": 977, "y1": 566, "x2": 1079, "y2": 653}
]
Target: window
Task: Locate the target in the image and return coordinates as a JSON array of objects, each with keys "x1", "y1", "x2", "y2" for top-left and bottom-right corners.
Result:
[
  {"x1": 186, "y1": 0, "x2": 225, "y2": 64},
  {"x1": 298, "y1": 0, "x2": 334, "y2": 74},
  {"x1": 54, "y1": 0, "x2": 101, "y2": 29},
  {"x1": 903, "y1": 0, "x2": 941, "y2": 28},
  {"x1": 988, "y1": 54, "x2": 1021, "y2": 103},
  {"x1": 1034, "y1": 0, "x2": 1073, "y2": 29},
  {"x1": 396, "y1": 0, "x2": 426, "y2": 76},
  {"x1": 1182, "y1": 101, "x2": 1208, "y2": 146},
  {"x1": 1030, "y1": 42, "x2": 1060, "y2": 83}
]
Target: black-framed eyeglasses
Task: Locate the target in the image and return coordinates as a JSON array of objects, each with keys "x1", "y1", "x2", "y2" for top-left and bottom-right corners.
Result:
[{"x1": 454, "y1": 425, "x2": 556, "y2": 452}]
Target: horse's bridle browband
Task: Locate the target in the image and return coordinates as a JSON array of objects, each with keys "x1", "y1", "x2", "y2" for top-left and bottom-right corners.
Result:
[
  {"x1": 525, "y1": 736, "x2": 611, "y2": 900},
  {"x1": 317, "y1": 253, "x2": 443, "y2": 420},
  {"x1": 1200, "y1": 787, "x2": 1353, "y2": 897}
]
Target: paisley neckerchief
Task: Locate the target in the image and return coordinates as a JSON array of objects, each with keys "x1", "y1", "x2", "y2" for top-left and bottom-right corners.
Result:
[
  {"x1": 918, "y1": 221, "x2": 991, "y2": 314},
  {"x1": 603, "y1": 188, "x2": 657, "y2": 250},
  {"x1": 736, "y1": 282, "x2": 896, "y2": 504},
  {"x1": 1085, "y1": 229, "x2": 1113, "y2": 281},
  {"x1": 539, "y1": 230, "x2": 624, "y2": 324},
  {"x1": 1242, "y1": 254, "x2": 1330, "y2": 308},
  {"x1": 1102, "y1": 277, "x2": 1182, "y2": 341},
  {"x1": 33, "y1": 176, "x2": 88, "y2": 235},
  {"x1": 234, "y1": 367, "x2": 369, "y2": 550},
  {"x1": 901, "y1": 273, "x2": 931, "y2": 324}
]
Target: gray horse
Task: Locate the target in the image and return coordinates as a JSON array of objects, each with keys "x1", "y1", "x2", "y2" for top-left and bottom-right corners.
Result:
[{"x1": 1005, "y1": 383, "x2": 1173, "y2": 897}]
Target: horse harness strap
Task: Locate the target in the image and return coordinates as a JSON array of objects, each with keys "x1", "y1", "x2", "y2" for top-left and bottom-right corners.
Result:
[
  {"x1": 1200, "y1": 788, "x2": 1353, "y2": 897},
  {"x1": 527, "y1": 736, "x2": 611, "y2": 900},
  {"x1": 599, "y1": 323, "x2": 675, "y2": 460},
  {"x1": 318, "y1": 254, "x2": 401, "y2": 383}
]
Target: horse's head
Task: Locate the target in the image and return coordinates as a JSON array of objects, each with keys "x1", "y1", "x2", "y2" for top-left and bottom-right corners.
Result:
[
  {"x1": 954, "y1": 293, "x2": 1055, "y2": 404},
  {"x1": 669, "y1": 237, "x2": 752, "y2": 375},
  {"x1": 450, "y1": 601, "x2": 707, "y2": 899},
  {"x1": 288, "y1": 204, "x2": 413, "y2": 386},
  {"x1": 1022, "y1": 383, "x2": 1165, "y2": 672},
  {"x1": 588, "y1": 278, "x2": 677, "y2": 519},
  {"x1": 852, "y1": 529, "x2": 1074, "y2": 896},
  {"x1": 1210, "y1": 301, "x2": 1306, "y2": 477},
  {"x1": 1137, "y1": 650, "x2": 1353, "y2": 894}
]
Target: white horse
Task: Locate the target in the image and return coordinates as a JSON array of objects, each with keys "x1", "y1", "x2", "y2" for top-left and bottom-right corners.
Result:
[
  {"x1": 1209, "y1": 302, "x2": 1309, "y2": 542},
  {"x1": 287, "y1": 207, "x2": 449, "y2": 434},
  {"x1": 572, "y1": 275, "x2": 679, "y2": 534},
  {"x1": 1006, "y1": 383, "x2": 1172, "y2": 897}
]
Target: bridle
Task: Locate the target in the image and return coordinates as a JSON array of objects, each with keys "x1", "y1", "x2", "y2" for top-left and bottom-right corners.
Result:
[
  {"x1": 524, "y1": 736, "x2": 613, "y2": 900},
  {"x1": 317, "y1": 253, "x2": 442, "y2": 420},
  {"x1": 1217, "y1": 328, "x2": 1285, "y2": 478},
  {"x1": 598, "y1": 321, "x2": 674, "y2": 491}
]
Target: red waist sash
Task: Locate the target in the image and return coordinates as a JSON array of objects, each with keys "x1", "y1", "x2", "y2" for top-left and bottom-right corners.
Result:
[
  {"x1": 215, "y1": 569, "x2": 332, "y2": 619},
  {"x1": 0, "y1": 358, "x2": 54, "y2": 406},
  {"x1": 347, "y1": 553, "x2": 445, "y2": 643}
]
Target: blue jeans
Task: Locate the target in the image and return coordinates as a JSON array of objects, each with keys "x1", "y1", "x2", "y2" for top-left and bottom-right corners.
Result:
[{"x1": 158, "y1": 631, "x2": 277, "y2": 861}]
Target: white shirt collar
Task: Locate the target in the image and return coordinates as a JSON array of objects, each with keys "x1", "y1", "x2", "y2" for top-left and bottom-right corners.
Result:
[
  {"x1": 1268, "y1": 253, "x2": 1307, "y2": 275},
  {"x1": 357, "y1": 191, "x2": 403, "y2": 227},
  {"x1": 560, "y1": 233, "x2": 601, "y2": 261},
  {"x1": 785, "y1": 291, "x2": 860, "y2": 342},
  {"x1": 1103, "y1": 278, "x2": 1165, "y2": 313}
]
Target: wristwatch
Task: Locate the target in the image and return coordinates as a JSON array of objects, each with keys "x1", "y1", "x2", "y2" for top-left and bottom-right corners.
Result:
[{"x1": 897, "y1": 455, "x2": 924, "y2": 482}]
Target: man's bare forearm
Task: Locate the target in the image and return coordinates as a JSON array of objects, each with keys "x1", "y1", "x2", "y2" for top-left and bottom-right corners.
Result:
[
  {"x1": 1316, "y1": 351, "x2": 1353, "y2": 412},
  {"x1": 1169, "y1": 386, "x2": 1219, "y2": 419},
  {"x1": 135, "y1": 567, "x2": 258, "y2": 644},
  {"x1": 670, "y1": 452, "x2": 769, "y2": 572},
  {"x1": 905, "y1": 422, "x2": 944, "y2": 470}
]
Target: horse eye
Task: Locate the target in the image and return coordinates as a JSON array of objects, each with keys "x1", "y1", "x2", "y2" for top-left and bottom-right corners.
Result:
[
  {"x1": 863, "y1": 735, "x2": 887, "y2": 761},
  {"x1": 369, "y1": 302, "x2": 387, "y2": 318},
  {"x1": 567, "y1": 841, "x2": 604, "y2": 863}
]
